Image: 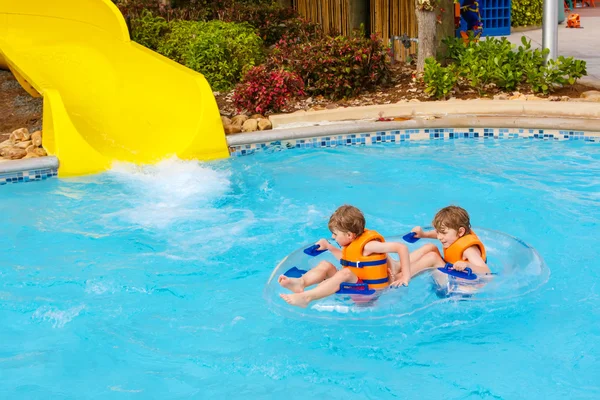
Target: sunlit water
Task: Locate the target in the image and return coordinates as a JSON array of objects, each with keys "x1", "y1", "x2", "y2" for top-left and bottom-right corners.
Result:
[{"x1": 1, "y1": 140, "x2": 599, "y2": 399}]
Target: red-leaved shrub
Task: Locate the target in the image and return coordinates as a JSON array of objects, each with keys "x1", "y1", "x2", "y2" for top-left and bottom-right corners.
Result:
[
  {"x1": 233, "y1": 66, "x2": 305, "y2": 114},
  {"x1": 269, "y1": 32, "x2": 392, "y2": 100}
]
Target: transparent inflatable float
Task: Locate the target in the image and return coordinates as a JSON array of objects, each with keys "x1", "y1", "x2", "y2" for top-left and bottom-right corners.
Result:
[{"x1": 264, "y1": 228, "x2": 549, "y2": 321}]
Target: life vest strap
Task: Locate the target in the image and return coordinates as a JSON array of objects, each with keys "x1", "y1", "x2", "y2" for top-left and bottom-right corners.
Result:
[
  {"x1": 361, "y1": 277, "x2": 389, "y2": 284},
  {"x1": 340, "y1": 259, "x2": 388, "y2": 268}
]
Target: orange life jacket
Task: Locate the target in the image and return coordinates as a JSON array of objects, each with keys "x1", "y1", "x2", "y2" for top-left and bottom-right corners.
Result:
[
  {"x1": 340, "y1": 229, "x2": 389, "y2": 290},
  {"x1": 443, "y1": 232, "x2": 486, "y2": 264}
]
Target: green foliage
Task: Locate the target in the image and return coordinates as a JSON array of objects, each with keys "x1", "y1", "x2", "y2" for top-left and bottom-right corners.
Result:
[
  {"x1": 526, "y1": 56, "x2": 587, "y2": 94},
  {"x1": 423, "y1": 58, "x2": 457, "y2": 99},
  {"x1": 269, "y1": 32, "x2": 391, "y2": 100},
  {"x1": 130, "y1": 10, "x2": 168, "y2": 50},
  {"x1": 115, "y1": 0, "x2": 165, "y2": 20},
  {"x1": 511, "y1": 0, "x2": 543, "y2": 27},
  {"x1": 429, "y1": 35, "x2": 587, "y2": 96},
  {"x1": 156, "y1": 20, "x2": 264, "y2": 91}
]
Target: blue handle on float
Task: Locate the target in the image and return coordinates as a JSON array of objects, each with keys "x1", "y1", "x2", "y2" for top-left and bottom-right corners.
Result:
[
  {"x1": 437, "y1": 263, "x2": 478, "y2": 280},
  {"x1": 402, "y1": 232, "x2": 420, "y2": 243},
  {"x1": 303, "y1": 244, "x2": 328, "y2": 257},
  {"x1": 283, "y1": 266, "x2": 308, "y2": 278},
  {"x1": 337, "y1": 282, "x2": 376, "y2": 296}
]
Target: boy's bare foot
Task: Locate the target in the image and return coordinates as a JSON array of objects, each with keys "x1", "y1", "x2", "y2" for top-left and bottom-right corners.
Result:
[
  {"x1": 280, "y1": 293, "x2": 310, "y2": 308},
  {"x1": 277, "y1": 275, "x2": 304, "y2": 293}
]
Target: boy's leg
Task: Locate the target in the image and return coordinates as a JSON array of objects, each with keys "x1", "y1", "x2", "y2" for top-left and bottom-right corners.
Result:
[
  {"x1": 280, "y1": 268, "x2": 359, "y2": 308},
  {"x1": 408, "y1": 251, "x2": 446, "y2": 278},
  {"x1": 278, "y1": 260, "x2": 337, "y2": 293},
  {"x1": 410, "y1": 243, "x2": 441, "y2": 264},
  {"x1": 389, "y1": 243, "x2": 441, "y2": 277}
]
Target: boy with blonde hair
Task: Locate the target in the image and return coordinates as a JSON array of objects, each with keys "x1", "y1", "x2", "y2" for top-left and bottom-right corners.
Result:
[
  {"x1": 279, "y1": 205, "x2": 411, "y2": 308},
  {"x1": 392, "y1": 205, "x2": 490, "y2": 283}
]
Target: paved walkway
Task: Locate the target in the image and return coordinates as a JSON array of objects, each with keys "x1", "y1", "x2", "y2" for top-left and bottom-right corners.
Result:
[{"x1": 506, "y1": 6, "x2": 600, "y2": 82}]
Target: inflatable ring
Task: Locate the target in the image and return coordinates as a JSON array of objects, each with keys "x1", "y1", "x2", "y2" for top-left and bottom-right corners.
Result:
[{"x1": 264, "y1": 227, "x2": 549, "y2": 322}]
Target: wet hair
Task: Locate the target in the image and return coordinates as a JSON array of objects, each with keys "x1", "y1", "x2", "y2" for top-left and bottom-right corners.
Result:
[
  {"x1": 432, "y1": 205, "x2": 472, "y2": 234},
  {"x1": 328, "y1": 205, "x2": 365, "y2": 236}
]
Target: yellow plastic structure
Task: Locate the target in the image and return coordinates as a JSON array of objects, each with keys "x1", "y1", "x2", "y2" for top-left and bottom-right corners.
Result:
[{"x1": 0, "y1": 0, "x2": 229, "y2": 176}]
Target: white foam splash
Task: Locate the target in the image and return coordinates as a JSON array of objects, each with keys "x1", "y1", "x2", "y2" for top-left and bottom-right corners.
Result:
[
  {"x1": 107, "y1": 157, "x2": 232, "y2": 228},
  {"x1": 85, "y1": 280, "x2": 112, "y2": 295},
  {"x1": 32, "y1": 305, "x2": 85, "y2": 328},
  {"x1": 109, "y1": 386, "x2": 143, "y2": 393}
]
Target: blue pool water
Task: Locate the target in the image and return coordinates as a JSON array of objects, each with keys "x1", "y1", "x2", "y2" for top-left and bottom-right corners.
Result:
[{"x1": 1, "y1": 140, "x2": 599, "y2": 399}]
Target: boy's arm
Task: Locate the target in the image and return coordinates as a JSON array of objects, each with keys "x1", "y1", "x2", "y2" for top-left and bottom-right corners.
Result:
[
  {"x1": 412, "y1": 226, "x2": 438, "y2": 239},
  {"x1": 453, "y1": 246, "x2": 491, "y2": 274},
  {"x1": 315, "y1": 238, "x2": 342, "y2": 260},
  {"x1": 363, "y1": 241, "x2": 411, "y2": 286}
]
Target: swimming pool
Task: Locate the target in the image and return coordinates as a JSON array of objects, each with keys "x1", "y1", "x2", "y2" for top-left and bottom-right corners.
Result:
[{"x1": 1, "y1": 139, "x2": 599, "y2": 398}]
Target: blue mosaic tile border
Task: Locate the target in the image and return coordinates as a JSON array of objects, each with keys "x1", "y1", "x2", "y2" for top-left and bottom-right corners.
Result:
[
  {"x1": 0, "y1": 167, "x2": 58, "y2": 186},
  {"x1": 229, "y1": 127, "x2": 600, "y2": 157}
]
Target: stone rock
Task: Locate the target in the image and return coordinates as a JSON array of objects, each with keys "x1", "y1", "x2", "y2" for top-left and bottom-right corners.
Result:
[
  {"x1": 561, "y1": 96, "x2": 570, "y2": 101},
  {"x1": 31, "y1": 147, "x2": 47, "y2": 157},
  {"x1": 231, "y1": 114, "x2": 248, "y2": 126},
  {"x1": 10, "y1": 128, "x2": 30, "y2": 143},
  {"x1": 15, "y1": 140, "x2": 33, "y2": 149},
  {"x1": 0, "y1": 146, "x2": 27, "y2": 159},
  {"x1": 325, "y1": 103, "x2": 338, "y2": 109},
  {"x1": 242, "y1": 118, "x2": 258, "y2": 132},
  {"x1": 250, "y1": 114, "x2": 265, "y2": 120},
  {"x1": 220, "y1": 116, "x2": 231, "y2": 127},
  {"x1": 525, "y1": 94, "x2": 543, "y2": 101},
  {"x1": 257, "y1": 119, "x2": 272, "y2": 131},
  {"x1": 576, "y1": 95, "x2": 600, "y2": 102},
  {"x1": 23, "y1": 152, "x2": 40, "y2": 159},
  {"x1": 225, "y1": 125, "x2": 242, "y2": 135},
  {"x1": 409, "y1": 98, "x2": 421, "y2": 103},
  {"x1": 0, "y1": 139, "x2": 12, "y2": 148},
  {"x1": 31, "y1": 130, "x2": 43, "y2": 147},
  {"x1": 584, "y1": 95, "x2": 600, "y2": 102},
  {"x1": 493, "y1": 93, "x2": 509, "y2": 100},
  {"x1": 581, "y1": 90, "x2": 600, "y2": 99}
]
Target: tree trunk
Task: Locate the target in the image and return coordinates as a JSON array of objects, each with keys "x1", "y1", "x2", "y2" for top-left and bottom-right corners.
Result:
[{"x1": 416, "y1": 9, "x2": 438, "y2": 73}]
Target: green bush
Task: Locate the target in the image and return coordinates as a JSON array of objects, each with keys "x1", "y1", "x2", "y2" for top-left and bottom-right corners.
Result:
[
  {"x1": 512, "y1": 0, "x2": 543, "y2": 27},
  {"x1": 425, "y1": 36, "x2": 587, "y2": 98},
  {"x1": 423, "y1": 58, "x2": 457, "y2": 99},
  {"x1": 269, "y1": 32, "x2": 391, "y2": 100},
  {"x1": 526, "y1": 56, "x2": 587, "y2": 94},
  {"x1": 130, "y1": 10, "x2": 168, "y2": 50},
  {"x1": 156, "y1": 20, "x2": 264, "y2": 91}
]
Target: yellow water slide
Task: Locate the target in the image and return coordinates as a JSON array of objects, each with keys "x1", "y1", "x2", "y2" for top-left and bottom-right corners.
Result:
[{"x1": 0, "y1": 0, "x2": 229, "y2": 176}]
